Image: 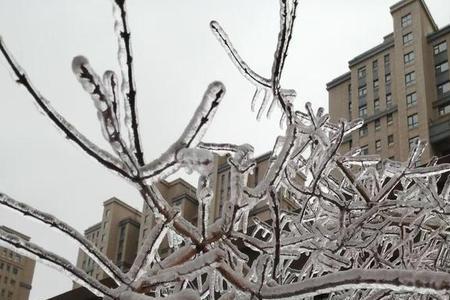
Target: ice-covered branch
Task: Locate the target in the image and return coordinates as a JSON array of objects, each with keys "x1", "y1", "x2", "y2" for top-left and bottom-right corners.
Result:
[
  {"x1": 0, "y1": 227, "x2": 116, "y2": 298},
  {"x1": 259, "y1": 269, "x2": 450, "y2": 299},
  {"x1": 209, "y1": 21, "x2": 271, "y2": 88},
  {"x1": 72, "y1": 56, "x2": 139, "y2": 175},
  {"x1": 3, "y1": 1, "x2": 450, "y2": 299},
  {"x1": 111, "y1": 0, "x2": 144, "y2": 166},
  {"x1": 0, "y1": 192, "x2": 129, "y2": 285},
  {"x1": 139, "y1": 81, "x2": 225, "y2": 181},
  {"x1": 127, "y1": 219, "x2": 171, "y2": 282},
  {"x1": 0, "y1": 37, "x2": 130, "y2": 178},
  {"x1": 136, "y1": 249, "x2": 226, "y2": 291}
]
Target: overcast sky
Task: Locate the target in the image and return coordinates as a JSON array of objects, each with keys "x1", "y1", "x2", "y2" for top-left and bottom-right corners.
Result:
[{"x1": 0, "y1": 1, "x2": 449, "y2": 299}]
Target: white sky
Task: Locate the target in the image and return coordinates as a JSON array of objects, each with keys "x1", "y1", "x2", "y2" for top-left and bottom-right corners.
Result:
[{"x1": 0, "y1": 1, "x2": 449, "y2": 299}]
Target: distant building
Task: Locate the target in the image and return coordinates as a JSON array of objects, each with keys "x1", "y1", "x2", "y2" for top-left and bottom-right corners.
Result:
[
  {"x1": 327, "y1": 0, "x2": 450, "y2": 163},
  {"x1": 0, "y1": 226, "x2": 35, "y2": 300},
  {"x1": 56, "y1": 152, "x2": 303, "y2": 299},
  {"x1": 73, "y1": 197, "x2": 141, "y2": 288}
]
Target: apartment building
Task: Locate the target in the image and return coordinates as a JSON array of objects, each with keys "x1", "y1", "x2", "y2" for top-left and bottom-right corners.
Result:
[
  {"x1": 73, "y1": 197, "x2": 141, "y2": 288},
  {"x1": 0, "y1": 226, "x2": 35, "y2": 300},
  {"x1": 57, "y1": 152, "x2": 302, "y2": 298},
  {"x1": 327, "y1": 0, "x2": 450, "y2": 163}
]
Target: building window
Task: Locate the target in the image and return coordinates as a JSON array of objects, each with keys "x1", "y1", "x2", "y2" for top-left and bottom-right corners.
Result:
[
  {"x1": 373, "y1": 79, "x2": 379, "y2": 89},
  {"x1": 403, "y1": 32, "x2": 413, "y2": 45},
  {"x1": 434, "y1": 41, "x2": 447, "y2": 55},
  {"x1": 358, "y1": 67, "x2": 366, "y2": 79},
  {"x1": 387, "y1": 113, "x2": 393, "y2": 126},
  {"x1": 401, "y1": 13, "x2": 412, "y2": 27},
  {"x1": 388, "y1": 134, "x2": 394, "y2": 146},
  {"x1": 375, "y1": 140, "x2": 381, "y2": 152},
  {"x1": 373, "y1": 60, "x2": 378, "y2": 73},
  {"x1": 436, "y1": 61, "x2": 449, "y2": 74},
  {"x1": 386, "y1": 93, "x2": 393, "y2": 107},
  {"x1": 385, "y1": 73, "x2": 391, "y2": 84},
  {"x1": 409, "y1": 136, "x2": 420, "y2": 151},
  {"x1": 407, "y1": 113, "x2": 419, "y2": 129},
  {"x1": 374, "y1": 118, "x2": 381, "y2": 131},
  {"x1": 358, "y1": 86, "x2": 367, "y2": 97},
  {"x1": 361, "y1": 145, "x2": 369, "y2": 155},
  {"x1": 438, "y1": 103, "x2": 450, "y2": 116},
  {"x1": 437, "y1": 81, "x2": 450, "y2": 97},
  {"x1": 348, "y1": 101, "x2": 352, "y2": 114},
  {"x1": 359, "y1": 105, "x2": 367, "y2": 118},
  {"x1": 404, "y1": 51, "x2": 415, "y2": 64},
  {"x1": 359, "y1": 124, "x2": 368, "y2": 137},
  {"x1": 374, "y1": 98, "x2": 380, "y2": 112},
  {"x1": 405, "y1": 71, "x2": 415, "y2": 86},
  {"x1": 406, "y1": 92, "x2": 417, "y2": 107},
  {"x1": 384, "y1": 54, "x2": 390, "y2": 65}
]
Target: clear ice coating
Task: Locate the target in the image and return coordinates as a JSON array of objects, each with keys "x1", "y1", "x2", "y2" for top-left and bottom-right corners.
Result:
[{"x1": 1, "y1": 0, "x2": 450, "y2": 299}]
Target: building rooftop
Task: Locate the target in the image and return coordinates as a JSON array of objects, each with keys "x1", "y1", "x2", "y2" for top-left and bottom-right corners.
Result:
[
  {"x1": 0, "y1": 225, "x2": 31, "y2": 241},
  {"x1": 326, "y1": 72, "x2": 351, "y2": 91},
  {"x1": 348, "y1": 33, "x2": 394, "y2": 68},
  {"x1": 103, "y1": 197, "x2": 142, "y2": 217},
  {"x1": 390, "y1": 0, "x2": 438, "y2": 31},
  {"x1": 428, "y1": 24, "x2": 450, "y2": 43}
]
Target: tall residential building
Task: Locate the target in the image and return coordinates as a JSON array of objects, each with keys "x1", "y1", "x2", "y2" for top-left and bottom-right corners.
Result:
[
  {"x1": 74, "y1": 197, "x2": 141, "y2": 288},
  {"x1": 0, "y1": 226, "x2": 35, "y2": 300},
  {"x1": 327, "y1": 0, "x2": 450, "y2": 163},
  {"x1": 58, "y1": 152, "x2": 303, "y2": 298}
]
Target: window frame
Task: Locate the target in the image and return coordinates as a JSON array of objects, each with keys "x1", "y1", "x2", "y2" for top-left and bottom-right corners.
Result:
[
  {"x1": 388, "y1": 134, "x2": 394, "y2": 146},
  {"x1": 385, "y1": 73, "x2": 391, "y2": 83},
  {"x1": 387, "y1": 113, "x2": 394, "y2": 126},
  {"x1": 375, "y1": 139, "x2": 382, "y2": 152},
  {"x1": 438, "y1": 103, "x2": 450, "y2": 116},
  {"x1": 405, "y1": 71, "x2": 416, "y2": 86},
  {"x1": 360, "y1": 145, "x2": 369, "y2": 156},
  {"x1": 386, "y1": 93, "x2": 393, "y2": 107},
  {"x1": 403, "y1": 32, "x2": 414, "y2": 45},
  {"x1": 375, "y1": 118, "x2": 381, "y2": 131},
  {"x1": 409, "y1": 136, "x2": 420, "y2": 151},
  {"x1": 374, "y1": 98, "x2": 380, "y2": 112},
  {"x1": 358, "y1": 66, "x2": 367, "y2": 79},
  {"x1": 358, "y1": 85, "x2": 367, "y2": 97},
  {"x1": 401, "y1": 13, "x2": 412, "y2": 28},
  {"x1": 406, "y1": 92, "x2": 417, "y2": 108},
  {"x1": 407, "y1": 113, "x2": 419, "y2": 129},
  {"x1": 403, "y1": 51, "x2": 415, "y2": 64},
  {"x1": 437, "y1": 81, "x2": 450, "y2": 96},
  {"x1": 359, "y1": 124, "x2": 368, "y2": 137},
  {"x1": 434, "y1": 41, "x2": 447, "y2": 55},
  {"x1": 436, "y1": 61, "x2": 449, "y2": 74},
  {"x1": 359, "y1": 105, "x2": 368, "y2": 118}
]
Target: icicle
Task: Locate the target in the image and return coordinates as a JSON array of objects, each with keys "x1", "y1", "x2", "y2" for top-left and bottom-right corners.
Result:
[
  {"x1": 257, "y1": 89, "x2": 272, "y2": 121},
  {"x1": 251, "y1": 88, "x2": 263, "y2": 112}
]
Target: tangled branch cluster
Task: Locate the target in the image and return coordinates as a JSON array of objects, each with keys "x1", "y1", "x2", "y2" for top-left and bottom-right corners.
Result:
[{"x1": 1, "y1": 1, "x2": 450, "y2": 299}]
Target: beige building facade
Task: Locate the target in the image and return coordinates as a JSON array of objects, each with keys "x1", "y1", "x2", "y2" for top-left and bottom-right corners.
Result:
[
  {"x1": 69, "y1": 152, "x2": 302, "y2": 295},
  {"x1": 74, "y1": 197, "x2": 141, "y2": 287},
  {"x1": 327, "y1": 0, "x2": 450, "y2": 163},
  {"x1": 0, "y1": 226, "x2": 35, "y2": 300}
]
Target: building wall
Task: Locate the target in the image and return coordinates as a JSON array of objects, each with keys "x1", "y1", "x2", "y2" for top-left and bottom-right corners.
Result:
[
  {"x1": 327, "y1": 0, "x2": 450, "y2": 164},
  {"x1": 74, "y1": 198, "x2": 141, "y2": 287},
  {"x1": 0, "y1": 227, "x2": 35, "y2": 300}
]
